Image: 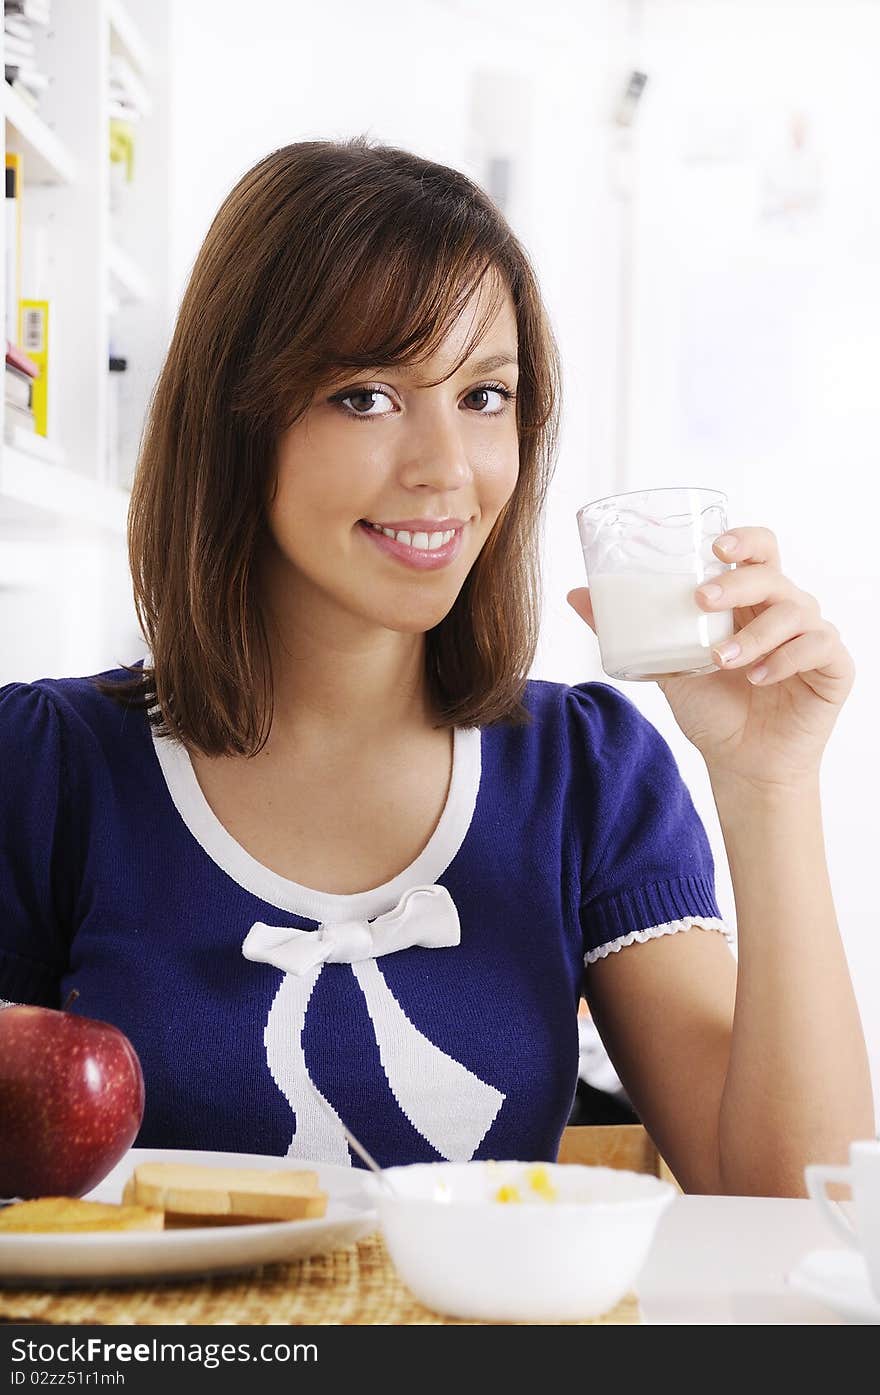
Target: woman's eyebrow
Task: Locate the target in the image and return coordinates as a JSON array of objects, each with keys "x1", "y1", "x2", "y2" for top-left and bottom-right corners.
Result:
[
  {"x1": 392, "y1": 351, "x2": 519, "y2": 378},
  {"x1": 465, "y1": 352, "x2": 519, "y2": 375}
]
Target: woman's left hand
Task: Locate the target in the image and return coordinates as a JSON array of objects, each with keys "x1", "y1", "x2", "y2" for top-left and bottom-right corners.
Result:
[{"x1": 567, "y1": 526, "x2": 856, "y2": 792}]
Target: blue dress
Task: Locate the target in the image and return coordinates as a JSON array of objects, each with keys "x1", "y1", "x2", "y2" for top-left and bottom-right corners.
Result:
[{"x1": 0, "y1": 667, "x2": 730, "y2": 1167}]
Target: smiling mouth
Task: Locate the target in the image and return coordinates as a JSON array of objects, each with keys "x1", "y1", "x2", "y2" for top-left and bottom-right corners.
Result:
[
  {"x1": 359, "y1": 520, "x2": 460, "y2": 551},
  {"x1": 356, "y1": 519, "x2": 466, "y2": 569}
]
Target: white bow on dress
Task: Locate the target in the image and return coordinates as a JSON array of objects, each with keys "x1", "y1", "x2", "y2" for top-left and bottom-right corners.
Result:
[
  {"x1": 241, "y1": 883, "x2": 461, "y2": 974},
  {"x1": 240, "y1": 883, "x2": 505, "y2": 1167}
]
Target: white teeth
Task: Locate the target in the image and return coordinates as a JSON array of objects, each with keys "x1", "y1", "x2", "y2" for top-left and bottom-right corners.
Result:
[{"x1": 367, "y1": 522, "x2": 457, "y2": 551}]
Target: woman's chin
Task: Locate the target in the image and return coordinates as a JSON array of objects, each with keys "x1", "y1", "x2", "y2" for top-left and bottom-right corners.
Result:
[
  {"x1": 366, "y1": 598, "x2": 458, "y2": 635},
  {"x1": 384, "y1": 612, "x2": 453, "y2": 636}
]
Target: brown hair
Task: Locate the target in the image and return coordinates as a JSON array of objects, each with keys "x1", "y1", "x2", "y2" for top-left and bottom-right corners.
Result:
[{"x1": 94, "y1": 135, "x2": 562, "y2": 756}]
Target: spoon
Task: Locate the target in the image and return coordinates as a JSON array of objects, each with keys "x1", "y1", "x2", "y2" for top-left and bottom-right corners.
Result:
[{"x1": 324, "y1": 1108, "x2": 398, "y2": 1196}]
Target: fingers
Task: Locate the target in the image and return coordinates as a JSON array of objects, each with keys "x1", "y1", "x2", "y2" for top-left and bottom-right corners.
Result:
[
  {"x1": 691, "y1": 552, "x2": 842, "y2": 683},
  {"x1": 712, "y1": 527, "x2": 782, "y2": 570},
  {"x1": 567, "y1": 588, "x2": 595, "y2": 631},
  {"x1": 737, "y1": 625, "x2": 852, "y2": 689},
  {"x1": 710, "y1": 600, "x2": 821, "y2": 677},
  {"x1": 695, "y1": 563, "x2": 808, "y2": 613}
]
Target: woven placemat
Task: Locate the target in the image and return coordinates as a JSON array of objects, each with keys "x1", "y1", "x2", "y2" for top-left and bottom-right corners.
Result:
[{"x1": 0, "y1": 1233, "x2": 641, "y2": 1325}]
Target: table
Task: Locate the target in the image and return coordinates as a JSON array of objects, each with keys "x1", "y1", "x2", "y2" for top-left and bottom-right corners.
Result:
[
  {"x1": 0, "y1": 1196, "x2": 856, "y2": 1325},
  {"x1": 638, "y1": 1194, "x2": 851, "y2": 1323}
]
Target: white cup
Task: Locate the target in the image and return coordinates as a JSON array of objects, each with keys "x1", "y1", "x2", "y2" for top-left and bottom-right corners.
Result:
[{"x1": 805, "y1": 1140, "x2": 880, "y2": 1298}]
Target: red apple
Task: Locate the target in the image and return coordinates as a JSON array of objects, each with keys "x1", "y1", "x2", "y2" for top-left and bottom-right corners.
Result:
[{"x1": 0, "y1": 993, "x2": 145, "y2": 1199}]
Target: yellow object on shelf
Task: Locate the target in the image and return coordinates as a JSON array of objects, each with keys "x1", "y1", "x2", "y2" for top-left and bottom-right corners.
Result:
[
  {"x1": 109, "y1": 118, "x2": 136, "y2": 182},
  {"x1": 18, "y1": 299, "x2": 50, "y2": 436}
]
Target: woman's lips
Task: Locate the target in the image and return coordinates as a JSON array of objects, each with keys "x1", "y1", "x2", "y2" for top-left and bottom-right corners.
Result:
[{"x1": 357, "y1": 520, "x2": 465, "y2": 570}]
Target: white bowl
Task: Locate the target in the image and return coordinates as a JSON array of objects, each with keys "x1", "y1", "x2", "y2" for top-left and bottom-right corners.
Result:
[{"x1": 377, "y1": 1160, "x2": 675, "y2": 1323}]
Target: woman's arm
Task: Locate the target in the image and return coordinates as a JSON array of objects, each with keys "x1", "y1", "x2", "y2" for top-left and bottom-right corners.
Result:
[
  {"x1": 711, "y1": 771, "x2": 875, "y2": 1196},
  {"x1": 573, "y1": 523, "x2": 875, "y2": 1195},
  {"x1": 584, "y1": 775, "x2": 875, "y2": 1198},
  {"x1": 584, "y1": 927, "x2": 736, "y2": 1195}
]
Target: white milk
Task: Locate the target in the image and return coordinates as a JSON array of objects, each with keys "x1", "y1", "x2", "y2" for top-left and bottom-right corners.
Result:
[{"x1": 589, "y1": 571, "x2": 735, "y2": 679}]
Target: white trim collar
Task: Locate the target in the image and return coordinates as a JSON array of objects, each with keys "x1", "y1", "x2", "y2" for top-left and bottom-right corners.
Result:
[{"x1": 147, "y1": 670, "x2": 481, "y2": 921}]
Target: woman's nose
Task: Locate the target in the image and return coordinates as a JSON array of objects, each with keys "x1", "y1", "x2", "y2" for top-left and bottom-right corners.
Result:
[{"x1": 396, "y1": 410, "x2": 474, "y2": 491}]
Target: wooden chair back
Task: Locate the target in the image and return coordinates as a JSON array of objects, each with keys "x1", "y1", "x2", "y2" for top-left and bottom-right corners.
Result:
[{"x1": 557, "y1": 1124, "x2": 680, "y2": 1190}]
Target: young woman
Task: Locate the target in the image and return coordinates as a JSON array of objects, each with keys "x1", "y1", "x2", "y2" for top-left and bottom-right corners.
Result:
[{"x1": 0, "y1": 137, "x2": 872, "y2": 1194}]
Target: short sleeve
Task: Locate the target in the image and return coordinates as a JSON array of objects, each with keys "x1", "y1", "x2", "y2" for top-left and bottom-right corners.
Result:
[
  {"x1": 0, "y1": 682, "x2": 76, "y2": 1005},
  {"x1": 566, "y1": 682, "x2": 731, "y2": 967}
]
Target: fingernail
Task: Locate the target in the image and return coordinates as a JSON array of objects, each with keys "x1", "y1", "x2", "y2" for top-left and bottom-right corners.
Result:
[
  {"x1": 698, "y1": 583, "x2": 723, "y2": 601},
  {"x1": 716, "y1": 535, "x2": 738, "y2": 554},
  {"x1": 714, "y1": 641, "x2": 741, "y2": 664},
  {"x1": 748, "y1": 664, "x2": 768, "y2": 684}
]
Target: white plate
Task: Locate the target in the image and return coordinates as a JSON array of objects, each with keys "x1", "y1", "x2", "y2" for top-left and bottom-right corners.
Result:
[
  {"x1": 786, "y1": 1248, "x2": 880, "y2": 1324},
  {"x1": 0, "y1": 1147, "x2": 378, "y2": 1288}
]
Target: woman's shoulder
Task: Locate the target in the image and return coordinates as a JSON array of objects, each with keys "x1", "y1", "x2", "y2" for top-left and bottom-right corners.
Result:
[
  {"x1": 476, "y1": 676, "x2": 666, "y2": 804},
  {"x1": 511, "y1": 675, "x2": 682, "y2": 800},
  {"x1": 520, "y1": 675, "x2": 654, "y2": 746},
  {"x1": 0, "y1": 661, "x2": 148, "y2": 752}
]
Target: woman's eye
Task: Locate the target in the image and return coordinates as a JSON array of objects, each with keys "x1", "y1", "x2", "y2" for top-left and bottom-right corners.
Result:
[
  {"x1": 329, "y1": 382, "x2": 515, "y2": 420},
  {"x1": 463, "y1": 386, "x2": 511, "y2": 414},
  {"x1": 337, "y1": 389, "x2": 393, "y2": 417}
]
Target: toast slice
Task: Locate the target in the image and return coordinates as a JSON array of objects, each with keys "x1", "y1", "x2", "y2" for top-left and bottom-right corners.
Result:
[
  {"x1": 123, "y1": 1162, "x2": 328, "y2": 1223},
  {"x1": 0, "y1": 1196, "x2": 165, "y2": 1233}
]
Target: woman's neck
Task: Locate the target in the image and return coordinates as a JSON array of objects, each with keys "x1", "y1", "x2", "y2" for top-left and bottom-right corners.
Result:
[
  {"x1": 255, "y1": 541, "x2": 441, "y2": 751},
  {"x1": 262, "y1": 615, "x2": 435, "y2": 753}
]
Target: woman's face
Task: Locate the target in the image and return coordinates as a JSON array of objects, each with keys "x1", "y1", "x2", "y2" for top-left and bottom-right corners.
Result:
[{"x1": 263, "y1": 280, "x2": 520, "y2": 636}]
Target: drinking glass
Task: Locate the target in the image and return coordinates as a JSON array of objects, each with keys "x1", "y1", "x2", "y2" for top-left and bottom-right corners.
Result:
[{"x1": 576, "y1": 485, "x2": 736, "y2": 681}]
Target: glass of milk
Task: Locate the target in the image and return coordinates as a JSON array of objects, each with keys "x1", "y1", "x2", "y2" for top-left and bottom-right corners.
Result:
[{"x1": 576, "y1": 486, "x2": 736, "y2": 681}]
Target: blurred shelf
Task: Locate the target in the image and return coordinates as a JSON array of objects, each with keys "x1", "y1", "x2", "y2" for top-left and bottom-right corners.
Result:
[
  {"x1": 5, "y1": 426, "x2": 65, "y2": 466},
  {"x1": 3, "y1": 84, "x2": 77, "y2": 185},
  {"x1": 108, "y1": 0, "x2": 154, "y2": 79},
  {"x1": 108, "y1": 241, "x2": 152, "y2": 303},
  {"x1": 0, "y1": 443, "x2": 128, "y2": 537}
]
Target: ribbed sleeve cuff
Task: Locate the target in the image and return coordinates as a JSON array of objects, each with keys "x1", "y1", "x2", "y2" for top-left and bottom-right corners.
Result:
[{"x1": 581, "y1": 874, "x2": 725, "y2": 960}]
